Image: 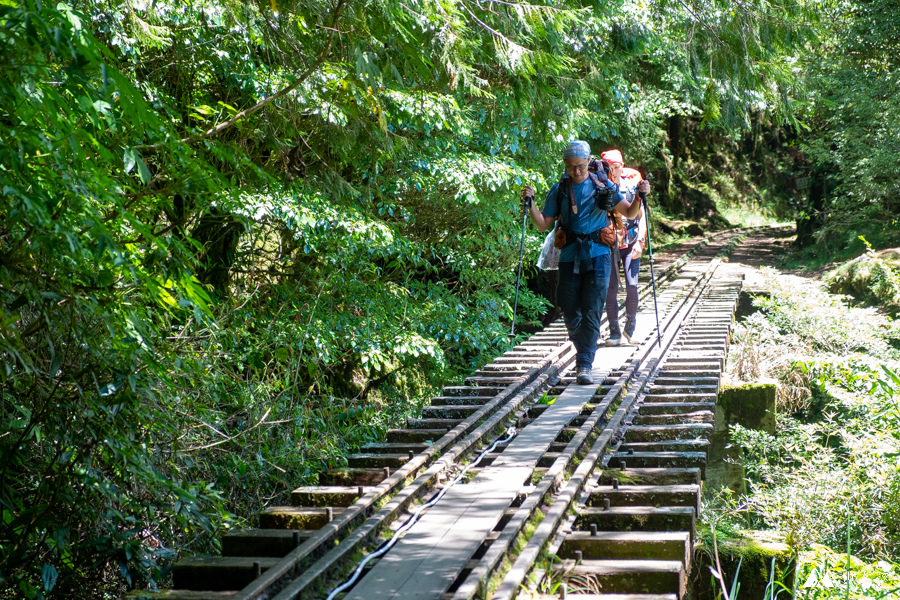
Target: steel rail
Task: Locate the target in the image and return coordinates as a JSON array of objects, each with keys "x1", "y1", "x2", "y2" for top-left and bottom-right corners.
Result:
[
  {"x1": 307, "y1": 231, "x2": 747, "y2": 600},
  {"x1": 229, "y1": 231, "x2": 741, "y2": 600},
  {"x1": 453, "y1": 232, "x2": 749, "y2": 600},
  {"x1": 161, "y1": 229, "x2": 747, "y2": 600},
  {"x1": 490, "y1": 245, "x2": 740, "y2": 600}
]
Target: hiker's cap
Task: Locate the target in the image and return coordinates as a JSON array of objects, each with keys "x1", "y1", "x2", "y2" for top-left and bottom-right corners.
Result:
[
  {"x1": 563, "y1": 140, "x2": 591, "y2": 160},
  {"x1": 601, "y1": 149, "x2": 624, "y2": 165}
]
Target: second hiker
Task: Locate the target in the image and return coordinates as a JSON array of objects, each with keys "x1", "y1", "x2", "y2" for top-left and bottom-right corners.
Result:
[
  {"x1": 520, "y1": 141, "x2": 644, "y2": 385},
  {"x1": 601, "y1": 149, "x2": 651, "y2": 345}
]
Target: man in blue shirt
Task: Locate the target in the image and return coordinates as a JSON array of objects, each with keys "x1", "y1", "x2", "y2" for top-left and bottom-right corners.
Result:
[{"x1": 521, "y1": 141, "x2": 645, "y2": 384}]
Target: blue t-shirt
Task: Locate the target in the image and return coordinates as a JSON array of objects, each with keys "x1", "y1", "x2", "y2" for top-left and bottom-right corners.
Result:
[{"x1": 542, "y1": 178, "x2": 613, "y2": 263}]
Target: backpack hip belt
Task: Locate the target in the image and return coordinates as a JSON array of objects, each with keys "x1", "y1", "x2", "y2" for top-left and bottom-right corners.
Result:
[
  {"x1": 555, "y1": 225, "x2": 616, "y2": 274},
  {"x1": 557, "y1": 226, "x2": 615, "y2": 249}
]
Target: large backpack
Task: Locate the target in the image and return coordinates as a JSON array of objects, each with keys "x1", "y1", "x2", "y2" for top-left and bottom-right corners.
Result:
[{"x1": 616, "y1": 167, "x2": 645, "y2": 247}]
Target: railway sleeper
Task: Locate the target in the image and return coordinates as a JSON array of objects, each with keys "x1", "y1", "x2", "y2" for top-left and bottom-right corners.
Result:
[
  {"x1": 492, "y1": 357, "x2": 553, "y2": 364},
  {"x1": 674, "y1": 344, "x2": 727, "y2": 353},
  {"x1": 587, "y1": 484, "x2": 701, "y2": 513},
  {"x1": 442, "y1": 385, "x2": 507, "y2": 397},
  {"x1": 386, "y1": 427, "x2": 448, "y2": 443},
  {"x1": 406, "y1": 417, "x2": 463, "y2": 429},
  {"x1": 318, "y1": 466, "x2": 393, "y2": 485},
  {"x1": 422, "y1": 405, "x2": 482, "y2": 419},
  {"x1": 258, "y1": 505, "x2": 343, "y2": 529},
  {"x1": 575, "y1": 506, "x2": 696, "y2": 539},
  {"x1": 627, "y1": 418, "x2": 715, "y2": 437},
  {"x1": 635, "y1": 402, "x2": 716, "y2": 416},
  {"x1": 172, "y1": 556, "x2": 281, "y2": 592},
  {"x1": 618, "y1": 439, "x2": 709, "y2": 455},
  {"x1": 650, "y1": 367, "x2": 721, "y2": 377},
  {"x1": 481, "y1": 359, "x2": 550, "y2": 368},
  {"x1": 472, "y1": 368, "x2": 532, "y2": 377},
  {"x1": 641, "y1": 392, "x2": 717, "y2": 403},
  {"x1": 632, "y1": 411, "x2": 714, "y2": 426},
  {"x1": 346, "y1": 452, "x2": 412, "y2": 469},
  {"x1": 596, "y1": 467, "x2": 700, "y2": 487},
  {"x1": 681, "y1": 333, "x2": 729, "y2": 341},
  {"x1": 559, "y1": 531, "x2": 691, "y2": 564},
  {"x1": 647, "y1": 384, "x2": 718, "y2": 394},
  {"x1": 430, "y1": 395, "x2": 496, "y2": 405},
  {"x1": 608, "y1": 452, "x2": 707, "y2": 476},
  {"x1": 553, "y1": 559, "x2": 686, "y2": 597},
  {"x1": 290, "y1": 485, "x2": 373, "y2": 507},
  {"x1": 652, "y1": 376, "x2": 719, "y2": 386},
  {"x1": 660, "y1": 359, "x2": 723, "y2": 370},
  {"x1": 359, "y1": 441, "x2": 429, "y2": 454},
  {"x1": 666, "y1": 352, "x2": 725, "y2": 362},
  {"x1": 464, "y1": 376, "x2": 526, "y2": 386},
  {"x1": 220, "y1": 528, "x2": 312, "y2": 557}
]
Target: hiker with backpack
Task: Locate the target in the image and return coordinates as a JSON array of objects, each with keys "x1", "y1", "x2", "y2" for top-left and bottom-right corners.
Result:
[
  {"x1": 601, "y1": 150, "x2": 651, "y2": 346},
  {"x1": 520, "y1": 140, "x2": 645, "y2": 385}
]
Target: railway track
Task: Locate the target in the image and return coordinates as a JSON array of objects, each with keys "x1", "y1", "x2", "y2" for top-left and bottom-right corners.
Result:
[{"x1": 139, "y1": 228, "x2": 756, "y2": 600}]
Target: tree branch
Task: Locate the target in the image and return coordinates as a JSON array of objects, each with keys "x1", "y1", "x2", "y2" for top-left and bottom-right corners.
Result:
[{"x1": 136, "y1": 0, "x2": 346, "y2": 152}]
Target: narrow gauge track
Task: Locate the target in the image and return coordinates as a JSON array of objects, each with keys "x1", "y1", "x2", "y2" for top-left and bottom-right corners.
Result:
[{"x1": 144, "y1": 229, "x2": 752, "y2": 600}]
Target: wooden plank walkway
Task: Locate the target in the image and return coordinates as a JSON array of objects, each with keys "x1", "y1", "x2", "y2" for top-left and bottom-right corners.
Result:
[{"x1": 344, "y1": 318, "x2": 661, "y2": 600}]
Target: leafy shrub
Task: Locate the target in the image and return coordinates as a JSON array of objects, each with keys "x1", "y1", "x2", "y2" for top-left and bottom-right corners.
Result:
[
  {"x1": 722, "y1": 268, "x2": 900, "y2": 572},
  {"x1": 797, "y1": 545, "x2": 900, "y2": 600},
  {"x1": 825, "y1": 238, "x2": 900, "y2": 316}
]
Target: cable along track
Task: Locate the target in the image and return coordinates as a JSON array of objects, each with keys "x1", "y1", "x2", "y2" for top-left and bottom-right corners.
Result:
[{"x1": 143, "y1": 229, "x2": 751, "y2": 600}]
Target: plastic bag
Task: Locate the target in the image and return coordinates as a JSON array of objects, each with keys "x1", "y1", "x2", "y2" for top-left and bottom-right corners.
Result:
[{"x1": 536, "y1": 228, "x2": 560, "y2": 271}]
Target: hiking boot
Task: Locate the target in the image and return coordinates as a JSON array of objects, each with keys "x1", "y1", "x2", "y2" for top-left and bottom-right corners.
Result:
[
  {"x1": 605, "y1": 321, "x2": 622, "y2": 346},
  {"x1": 623, "y1": 317, "x2": 637, "y2": 343},
  {"x1": 576, "y1": 366, "x2": 594, "y2": 385}
]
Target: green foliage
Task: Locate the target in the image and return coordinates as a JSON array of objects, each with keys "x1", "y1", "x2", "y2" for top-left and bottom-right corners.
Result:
[
  {"x1": 0, "y1": 1, "x2": 233, "y2": 595},
  {"x1": 797, "y1": 545, "x2": 900, "y2": 599},
  {"x1": 722, "y1": 268, "x2": 900, "y2": 581},
  {"x1": 0, "y1": 0, "x2": 829, "y2": 595},
  {"x1": 793, "y1": 0, "x2": 900, "y2": 255},
  {"x1": 824, "y1": 238, "x2": 900, "y2": 315},
  {"x1": 749, "y1": 270, "x2": 899, "y2": 358}
]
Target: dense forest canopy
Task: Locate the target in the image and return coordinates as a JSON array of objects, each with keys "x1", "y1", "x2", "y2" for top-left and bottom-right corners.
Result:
[{"x1": 1, "y1": 0, "x2": 898, "y2": 596}]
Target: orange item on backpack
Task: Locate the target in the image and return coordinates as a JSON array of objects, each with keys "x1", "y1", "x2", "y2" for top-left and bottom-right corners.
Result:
[{"x1": 620, "y1": 167, "x2": 642, "y2": 188}]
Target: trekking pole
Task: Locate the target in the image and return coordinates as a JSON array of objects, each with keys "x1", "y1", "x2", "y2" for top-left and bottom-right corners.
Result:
[
  {"x1": 510, "y1": 199, "x2": 529, "y2": 337},
  {"x1": 640, "y1": 191, "x2": 663, "y2": 349}
]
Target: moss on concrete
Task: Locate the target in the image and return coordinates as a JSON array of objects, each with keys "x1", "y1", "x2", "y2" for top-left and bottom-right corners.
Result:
[
  {"x1": 688, "y1": 533, "x2": 795, "y2": 600},
  {"x1": 717, "y1": 380, "x2": 776, "y2": 435},
  {"x1": 706, "y1": 432, "x2": 745, "y2": 494},
  {"x1": 825, "y1": 248, "x2": 900, "y2": 315}
]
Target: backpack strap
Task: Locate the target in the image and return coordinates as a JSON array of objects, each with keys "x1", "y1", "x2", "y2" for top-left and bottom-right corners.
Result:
[
  {"x1": 587, "y1": 173, "x2": 604, "y2": 189},
  {"x1": 555, "y1": 173, "x2": 579, "y2": 220}
]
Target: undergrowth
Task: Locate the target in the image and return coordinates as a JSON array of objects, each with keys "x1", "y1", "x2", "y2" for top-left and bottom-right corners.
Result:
[
  {"x1": 824, "y1": 238, "x2": 900, "y2": 316},
  {"x1": 709, "y1": 267, "x2": 900, "y2": 597}
]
